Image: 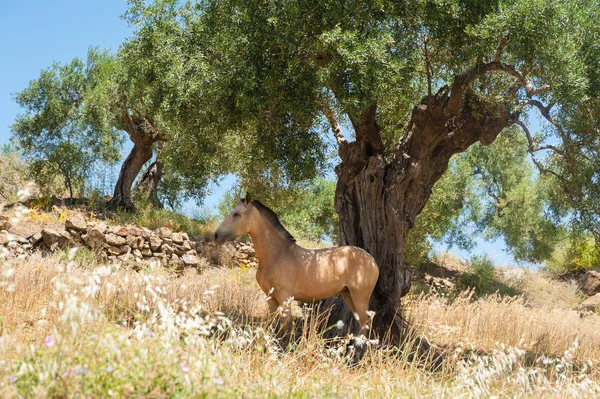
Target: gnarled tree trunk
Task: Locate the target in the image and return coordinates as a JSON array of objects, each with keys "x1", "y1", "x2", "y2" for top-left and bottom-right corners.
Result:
[
  {"x1": 323, "y1": 87, "x2": 512, "y2": 344},
  {"x1": 133, "y1": 160, "x2": 164, "y2": 208},
  {"x1": 109, "y1": 114, "x2": 163, "y2": 212}
]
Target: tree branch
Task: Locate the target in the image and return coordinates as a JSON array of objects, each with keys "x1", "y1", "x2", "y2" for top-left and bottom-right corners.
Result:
[
  {"x1": 446, "y1": 60, "x2": 551, "y2": 116},
  {"x1": 494, "y1": 37, "x2": 509, "y2": 62},
  {"x1": 512, "y1": 119, "x2": 564, "y2": 155},
  {"x1": 347, "y1": 102, "x2": 384, "y2": 154},
  {"x1": 318, "y1": 98, "x2": 347, "y2": 148},
  {"x1": 511, "y1": 119, "x2": 569, "y2": 185}
]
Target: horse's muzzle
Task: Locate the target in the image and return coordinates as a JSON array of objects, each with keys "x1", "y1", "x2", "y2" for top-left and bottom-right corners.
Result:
[
  {"x1": 213, "y1": 230, "x2": 222, "y2": 245},
  {"x1": 213, "y1": 229, "x2": 230, "y2": 245}
]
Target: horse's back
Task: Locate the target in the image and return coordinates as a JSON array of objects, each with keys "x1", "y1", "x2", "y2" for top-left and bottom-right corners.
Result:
[{"x1": 309, "y1": 245, "x2": 379, "y2": 279}]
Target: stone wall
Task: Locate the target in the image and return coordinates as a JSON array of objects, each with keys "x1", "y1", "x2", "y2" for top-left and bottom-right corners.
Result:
[
  {"x1": 0, "y1": 213, "x2": 259, "y2": 270},
  {"x1": 1, "y1": 213, "x2": 201, "y2": 268}
]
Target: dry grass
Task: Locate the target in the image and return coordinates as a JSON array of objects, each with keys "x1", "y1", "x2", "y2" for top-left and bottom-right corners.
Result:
[
  {"x1": 407, "y1": 291, "x2": 600, "y2": 363},
  {"x1": 0, "y1": 250, "x2": 598, "y2": 398}
]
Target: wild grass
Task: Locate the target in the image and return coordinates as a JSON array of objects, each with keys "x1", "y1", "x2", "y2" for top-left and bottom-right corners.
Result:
[
  {"x1": 110, "y1": 206, "x2": 217, "y2": 241},
  {"x1": 0, "y1": 250, "x2": 599, "y2": 398}
]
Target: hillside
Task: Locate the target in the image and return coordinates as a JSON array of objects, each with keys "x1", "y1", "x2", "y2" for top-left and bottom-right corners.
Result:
[{"x1": 0, "y1": 202, "x2": 599, "y2": 397}]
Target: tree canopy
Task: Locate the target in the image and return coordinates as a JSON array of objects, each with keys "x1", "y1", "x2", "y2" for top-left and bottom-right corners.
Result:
[
  {"x1": 11, "y1": 49, "x2": 123, "y2": 197},
  {"x1": 11, "y1": 0, "x2": 600, "y2": 340}
]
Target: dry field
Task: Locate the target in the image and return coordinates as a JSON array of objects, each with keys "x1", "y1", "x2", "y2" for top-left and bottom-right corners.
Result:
[{"x1": 0, "y1": 248, "x2": 598, "y2": 398}]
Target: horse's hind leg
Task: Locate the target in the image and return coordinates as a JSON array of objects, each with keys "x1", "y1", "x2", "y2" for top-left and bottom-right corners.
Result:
[
  {"x1": 340, "y1": 288, "x2": 357, "y2": 317},
  {"x1": 347, "y1": 288, "x2": 374, "y2": 338}
]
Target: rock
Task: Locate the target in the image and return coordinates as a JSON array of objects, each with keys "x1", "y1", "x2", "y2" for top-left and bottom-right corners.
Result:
[
  {"x1": 118, "y1": 252, "x2": 133, "y2": 262},
  {"x1": 173, "y1": 244, "x2": 187, "y2": 256},
  {"x1": 106, "y1": 245, "x2": 122, "y2": 256},
  {"x1": 0, "y1": 231, "x2": 9, "y2": 245},
  {"x1": 141, "y1": 248, "x2": 152, "y2": 257},
  {"x1": 239, "y1": 244, "x2": 255, "y2": 254},
  {"x1": 580, "y1": 271, "x2": 600, "y2": 296},
  {"x1": 172, "y1": 241, "x2": 192, "y2": 256},
  {"x1": 128, "y1": 227, "x2": 142, "y2": 237},
  {"x1": 83, "y1": 226, "x2": 105, "y2": 249},
  {"x1": 148, "y1": 235, "x2": 162, "y2": 252},
  {"x1": 0, "y1": 215, "x2": 11, "y2": 231},
  {"x1": 580, "y1": 294, "x2": 600, "y2": 313},
  {"x1": 171, "y1": 232, "x2": 184, "y2": 245},
  {"x1": 133, "y1": 249, "x2": 143, "y2": 259},
  {"x1": 182, "y1": 254, "x2": 199, "y2": 267},
  {"x1": 29, "y1": 232, "x2": 43, "y2": 245},
  {"x1": 126, "y1": 235, "x2": 143, "y2": 250},
  {"x1": 140, "y1": 228, "x2": 153, "y2": 238},
  {"x1": 65, "y1": 214, "x2": 88, "y2": 232},
  {"x1": 69, "y1": 231, "x2": 82, "y2": 242},
  {"x1": 105, "y1": 233, "x2": 127, "y2": 246},
  {"x1": 155, "y1": 227, "x2": 172, "y2": 239},
  {"x1": 113, "y1": 227, "x2": 132, "y2": 237},
  {"x1": 170, "y1": 254, "x2": 183, "y2": 267},
  {"x1": 237, "y1": 253, "x2": 249, "y2": 260},
  {"x1": 7, "y1": 241, "x2": 18, "y2": 249},
  {"x1": 162, "y1": 244, "x2": 174, "y2": 255},
  {"x1": 87, "y1": 223, "x2": 108, "y2": 235},
  {"x1": 41, "y1": 228, "x2": 70, "y2": 249},
  {"x1": 162, "y1": 238, "x2": 173, "y2": 245},
  {"x1": 21, "y1": 244, "x2": 33, "y2": 251}
]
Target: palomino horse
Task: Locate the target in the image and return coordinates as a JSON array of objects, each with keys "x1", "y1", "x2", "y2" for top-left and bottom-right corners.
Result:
[{"x1": 213, "y1": 194, "x2": 379, "y2": 337}]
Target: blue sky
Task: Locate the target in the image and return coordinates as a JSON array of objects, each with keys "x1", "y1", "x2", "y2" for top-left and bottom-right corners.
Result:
[
  {"x1": 0, "y1": 0, "x2": 131, "y2": 145},
  {"x1": 0, "y1": 1, "x2": 536, "y2": 268}
]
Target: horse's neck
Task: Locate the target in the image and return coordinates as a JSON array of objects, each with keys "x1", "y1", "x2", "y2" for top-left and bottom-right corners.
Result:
[{"x1": 248, "y1": 214, "x2": 294, "y2": 269}]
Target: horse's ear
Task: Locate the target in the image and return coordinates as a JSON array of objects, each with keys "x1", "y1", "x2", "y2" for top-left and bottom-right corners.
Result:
[{"x1": 244, "y1": 192, "x2": 252, "y2": 204}]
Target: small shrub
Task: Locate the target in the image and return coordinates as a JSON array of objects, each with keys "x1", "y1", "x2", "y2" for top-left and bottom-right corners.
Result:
[
  {"x1": 57, "y1": 246, "x2": 98, "y2": 268},
  {"x1": 546, "y1": 235, "x2": 600, "y2": 276},
  {"x1": 459, "y1": 255, "x2": 496, "y2": 297}
]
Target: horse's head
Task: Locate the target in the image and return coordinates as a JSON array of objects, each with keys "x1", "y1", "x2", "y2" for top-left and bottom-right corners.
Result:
[{"x1": 213, "y1": 192, "x2": 253, "y2": 245}]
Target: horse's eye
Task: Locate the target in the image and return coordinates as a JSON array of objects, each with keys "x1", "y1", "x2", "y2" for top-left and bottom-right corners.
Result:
[{"x1": 233, "y1": 212, "x2": 241, "y2": 218}]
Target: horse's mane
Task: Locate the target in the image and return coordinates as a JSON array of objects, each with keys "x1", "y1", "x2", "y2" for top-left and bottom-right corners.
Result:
[{"x1": 251, "y1": 200, "x2": 296, "y2": 243}]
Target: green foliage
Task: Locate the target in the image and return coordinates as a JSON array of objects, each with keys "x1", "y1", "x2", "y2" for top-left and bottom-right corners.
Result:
[
  {"x1": 12, "y1": 0, "x2": 597, "y2": 271},
  {"x1": 278, "y1": 178, "x2": 338, "y2": 245},
  {"x1": 11, "y1": 49, "x2": 123, "y2": 197},
  {"x1": 0, "y1": 145, "x2": 34, "y2": 203},
  {"x1": 57, "y1": 246, "x2": 97, "y2": 268},
  {"x1": 465, "y1": 128, "x2": 565, "y2": 263},
  {"x1": 407, "y1": 127, "x2": 565, "y2": 266},
  {"x1": 459, "y1": 255, "x2": 497, "y2": 297},
  {"x1": 218, "y1": 178, "x2": 338, "y2": 246},
  {"x1": 546, "y1": 234, "x2": 600, "y2": 276},
  {"x1": 120, "y1": 0, "x2": 596, "y2": 265}
]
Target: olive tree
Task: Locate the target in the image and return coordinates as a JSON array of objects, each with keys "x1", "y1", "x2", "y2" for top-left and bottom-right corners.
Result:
[
  {"x1": 11, "y1": 51, "x2": 123, "y2": 198},
  {"x1": 129, "y1": 0, "x2": 600, "y2": 342}
]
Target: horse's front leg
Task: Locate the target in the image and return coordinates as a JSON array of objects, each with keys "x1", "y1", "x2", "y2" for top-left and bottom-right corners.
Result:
[{"x1": 271, "y1": 293, "x2": 298, "y2": 348}]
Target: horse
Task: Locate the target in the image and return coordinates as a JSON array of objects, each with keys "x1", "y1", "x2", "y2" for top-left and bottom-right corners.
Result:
[{"x1": 213, "y1": 193, "x2": 379, "y2": 337}]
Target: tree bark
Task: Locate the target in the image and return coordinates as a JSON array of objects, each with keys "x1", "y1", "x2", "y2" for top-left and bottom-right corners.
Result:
[
  {"x1": 323, "y1": 87, "x2": 512, "y2": 344},
  {"x1": 110, "y1": 144, "x2": 153, "y2": 212},
  {"x1": 109, "y1": 113, "x2": 163, "y2": 212},
  {"x1": 133, "y1": 160, "x2": 164, "y2": 208}
]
